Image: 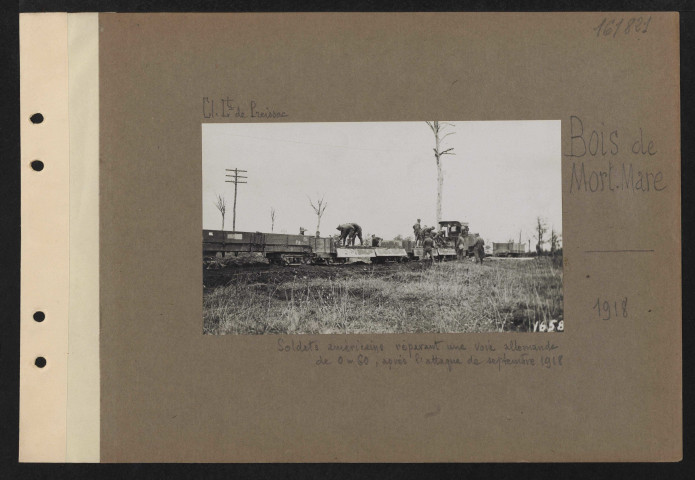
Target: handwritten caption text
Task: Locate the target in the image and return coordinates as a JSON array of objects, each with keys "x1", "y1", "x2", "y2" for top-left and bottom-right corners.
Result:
[{"x1": 277, "y1": 337, "x2": 564, "y2": 372}]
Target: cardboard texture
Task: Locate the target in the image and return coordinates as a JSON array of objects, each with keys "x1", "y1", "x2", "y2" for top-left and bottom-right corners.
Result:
[{"x1": 21, "y1": 11, "x2": 682, "y2": 462}]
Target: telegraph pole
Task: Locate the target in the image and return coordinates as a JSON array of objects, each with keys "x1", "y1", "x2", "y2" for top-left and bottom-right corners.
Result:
[{"x1": 225, "y1": 168, "x2": 247, "y2": 232}]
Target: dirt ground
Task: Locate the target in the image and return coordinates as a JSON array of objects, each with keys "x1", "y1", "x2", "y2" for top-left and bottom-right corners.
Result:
[{"x1": 203, "y1": 260, "x2": 430, "y2": 290}]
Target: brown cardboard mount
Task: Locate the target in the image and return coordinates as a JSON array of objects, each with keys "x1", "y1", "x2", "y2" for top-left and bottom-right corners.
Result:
[{"x1": 19, "y1": 12, "x2": 681, "y2": 462}]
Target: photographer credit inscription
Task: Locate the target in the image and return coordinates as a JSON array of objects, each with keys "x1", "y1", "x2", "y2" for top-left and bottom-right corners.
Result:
[{"x1": 203, "y1": 97, "x2": 288, "y2": 119}]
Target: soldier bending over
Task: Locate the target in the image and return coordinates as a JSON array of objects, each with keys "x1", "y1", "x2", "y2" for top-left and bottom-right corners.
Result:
[
  {"x1": 420, "y1": 226, "x2": 435, "y2": 244},
  {"x1": 347, "y1": 223, "x2": 363, "y2": 246},
  {"x1": 336, "y1": 223, "x2": 363, "y2": 246},
  {"x1": 336, "y1": 223, "x2": 354, "y2": 246}
]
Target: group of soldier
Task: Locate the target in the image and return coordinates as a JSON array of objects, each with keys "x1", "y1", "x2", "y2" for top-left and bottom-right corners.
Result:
[
  {"x1": 413, "y1": 218, "x2": 485, "y2": 263},
  {"x1": 332, "y1": 223, "x2": 383, "y2": 247},
  {"x1": 412, "y1": 219, "x2": 448, "y2": 247},
  {"x1": 413, "y1": 219, "x2": 452, "y2": 247},
  {"x1": 335, "y1": 223, "x2": 364, "y2": 247},
  {"x1": 331, "y1": 219, "x2": 484, "y2": 263}
]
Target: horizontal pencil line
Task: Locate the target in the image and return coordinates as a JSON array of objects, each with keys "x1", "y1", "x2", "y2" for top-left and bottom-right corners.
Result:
[{"x1": 584, "y1": 250, "x2": 654, "y2": 253}]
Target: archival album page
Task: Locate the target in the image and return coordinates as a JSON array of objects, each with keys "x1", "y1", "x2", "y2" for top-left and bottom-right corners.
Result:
[{"x1": 19, "y1": 12, "x2": 681, "y2": 462}]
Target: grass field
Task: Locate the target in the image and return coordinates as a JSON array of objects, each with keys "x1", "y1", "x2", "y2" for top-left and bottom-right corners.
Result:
[{"x1": 203, "y1": 257, "x2": 563, "y2": 335}]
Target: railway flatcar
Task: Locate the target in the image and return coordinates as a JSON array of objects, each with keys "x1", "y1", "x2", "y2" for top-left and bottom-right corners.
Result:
[
  {"x1": 202, "y1": 229, "x2": 408, "y2": 265},
  {"x1": 492, "y1": 242, "x2": 526, "y2": 257}
]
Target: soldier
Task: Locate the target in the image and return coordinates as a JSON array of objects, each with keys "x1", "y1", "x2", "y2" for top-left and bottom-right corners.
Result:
[
  {"x1": 347, "y1": 223, "x2": 363, "y2": 246},
  {"x1": 433, "y1": 230, "x2": 446, "y2": 247},
  {"x1": 473, "y1": 238, "x2": 485, "y2": 264},
  {"x1": 456, "y1": 234, "x2": 467, "y2": 260},
  {"x1": 371, "y1": 235, "x2": 382, "y2": 247},
  {"x1": 336, "y1": 223, "x2": 354, "y2": 246},
  {"x1": 422, "y1": 235, "x2": 435, "y2": 262},
  {"x1": 412, "y1": 219, "x2": 422, "y2": 245},
  {"x1": 421, "y1": 226, "x2": 435, "y2": 241},
  {"x1": 336, "y1": 223, "x2": 363, "y2": 246},
  {"x1": 299, "y1": 227, "x2": 306, "y2": 235}
]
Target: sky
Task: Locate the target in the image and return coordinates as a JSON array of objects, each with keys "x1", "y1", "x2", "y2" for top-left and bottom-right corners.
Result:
[{"x1": 202, "y1": 121, "x2": 561, "y2": 248}]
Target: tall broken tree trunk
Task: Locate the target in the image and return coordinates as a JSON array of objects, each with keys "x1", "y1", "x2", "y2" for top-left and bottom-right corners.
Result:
[
  {"x1": 426, "y1": 121, "x2": 455, "y2": 227},
  {"x1": 435, "y1": 131, "x2": 443, "y2": 225}
]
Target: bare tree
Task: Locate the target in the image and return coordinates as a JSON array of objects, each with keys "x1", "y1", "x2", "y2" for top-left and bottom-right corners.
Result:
[
  {"x1": 426, "y1": 121, "x2": 455, "y2": 225},
  {"x1": 270, "y1": 207, "x2": 276, "y2": 232},
  {"x1": 535, "y1": 216, "x2": 548, "y2": 255},
  {"x1": 308, "y1": 194, "x2": 328, "y2": 236},
  {"x1": 214, "y1": 194, "x2": 227, "y2": 230}
]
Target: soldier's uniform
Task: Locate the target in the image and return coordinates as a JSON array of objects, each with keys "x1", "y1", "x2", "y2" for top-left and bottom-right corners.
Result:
[
  {"x1": 422, "y1": 236, "x2": 435, "y2": 261},
  {"x1": 473, "y1": 238, "x2": 485, "y2": 264},
  {"x1": 336, "y1": 223, "x2": 355, "y2": 246},
  {"x1": 456, "y1": 235, "x2": 467, "y2": 260},
  {"x1": 413, "y1": 220, "x2": 422, "y2": 246},
  {"x1": 421, "y1": 226, "x2": 435, "y2": 240},
  {"x1": 347, "y1": 223, "x2": 363, "y2": 246},
  {"x1": 371, "y1": 236, "x2": 382, "y2": 247},
  {"x1": 433, "y1": 230, "x2": 446, "y2": 247}
]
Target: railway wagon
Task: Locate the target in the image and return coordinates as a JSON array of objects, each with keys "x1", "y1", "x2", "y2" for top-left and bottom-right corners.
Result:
[
  {"x1": 203, "y1": 229, "x2": 407, "y2": 265},
  {"x1": 203, "y1": 230, "x2": 334, "y2": 264},
  {"x1": 396, "y1": 239, "x2": 457, "y2": 260},
  {"x1": 492, "y1": 242, "x2": 526, "y2": 257}
]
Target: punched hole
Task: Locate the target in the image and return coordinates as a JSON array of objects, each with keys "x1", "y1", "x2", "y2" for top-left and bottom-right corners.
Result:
[
  {"x1": 33, "y1": 311, "x2": 45, "y2": 322},
  {"x1": 35, "y1": 357, "x2": 47, "y2": 368},
  {"x1": 30, "y1": 160, "x2": 44, "y2": 171},
  {"x1": 30, "y1": 113, "x2": 44, "y2": 124}
]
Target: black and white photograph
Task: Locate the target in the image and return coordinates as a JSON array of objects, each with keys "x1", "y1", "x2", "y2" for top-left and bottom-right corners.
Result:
[{"x1": 203, "y1": 121, "x2": 562, "y2": 334}]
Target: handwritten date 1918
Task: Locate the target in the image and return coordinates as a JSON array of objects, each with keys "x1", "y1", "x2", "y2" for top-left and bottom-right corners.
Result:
[
  {"x1": 593, "y1": 297, "x2": 628, "y2": 320},
  {"x1": 593, "y1": 17, "x2": 651, "y2": 38}
]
